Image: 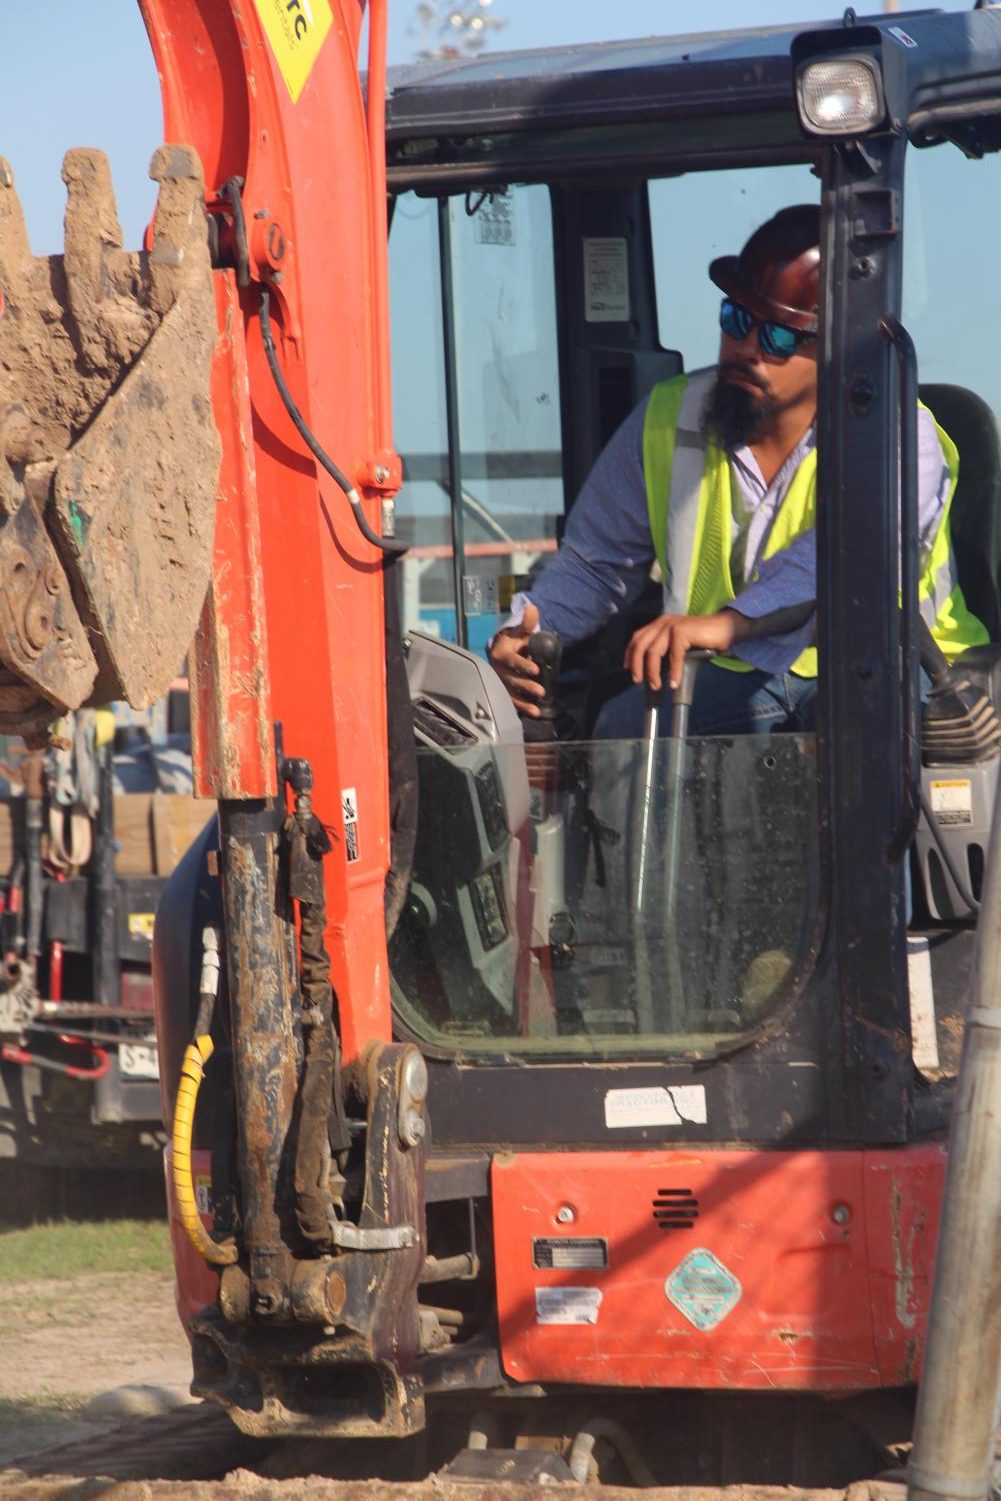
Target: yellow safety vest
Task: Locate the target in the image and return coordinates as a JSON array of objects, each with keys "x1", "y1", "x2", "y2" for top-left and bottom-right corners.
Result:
[{"x1": 642, "y1": 371, "x2": 986, "y2": 678}]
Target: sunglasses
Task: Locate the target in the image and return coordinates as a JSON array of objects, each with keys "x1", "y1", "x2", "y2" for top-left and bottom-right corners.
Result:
[{"x1": 718, "y1": 297, "x2": 816, "y2": 360}]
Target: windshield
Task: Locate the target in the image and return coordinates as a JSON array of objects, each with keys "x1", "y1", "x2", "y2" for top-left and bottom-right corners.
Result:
[
  {"x1": 388, "y1": 160, "x2": 824, "y2": 1060},
  {"x1": 390, "y1": 730, "x2": 818, "y2": 1059}
]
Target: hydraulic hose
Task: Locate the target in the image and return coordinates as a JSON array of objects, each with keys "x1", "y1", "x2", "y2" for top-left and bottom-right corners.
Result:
[
  {"x1": 568, "y1": 1417, "x2": 657, "y2": 1487},
  {"x1": 172, "y1": 928, "x2": 237, "y2": 1267},
  {"x1": 258, "y1": 287, "x2": 407, "y2": 557},
  {"x1": 172, "y1": 1032, "x2": 237, "y2": 1267}
]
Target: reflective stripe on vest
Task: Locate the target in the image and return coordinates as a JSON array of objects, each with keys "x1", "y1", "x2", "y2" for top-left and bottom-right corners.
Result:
[{"x1": 642, "y1": 373, "x2": 986, "y2": 678}]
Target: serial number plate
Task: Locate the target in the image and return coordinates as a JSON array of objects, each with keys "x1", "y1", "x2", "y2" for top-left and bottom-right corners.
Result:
[{"x1": 119, "y1": 1042, "x2": 159, "y2": 1080}]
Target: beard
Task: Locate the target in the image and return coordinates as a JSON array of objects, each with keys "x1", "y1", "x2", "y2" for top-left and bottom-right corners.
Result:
[{"x1": 702, "y1": 366, "x2": 780, "y2": 450}]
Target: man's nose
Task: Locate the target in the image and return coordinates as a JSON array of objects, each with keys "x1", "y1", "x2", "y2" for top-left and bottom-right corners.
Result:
[{"x1": 729, "y1": 325, "x2": 761, "y2": 358}]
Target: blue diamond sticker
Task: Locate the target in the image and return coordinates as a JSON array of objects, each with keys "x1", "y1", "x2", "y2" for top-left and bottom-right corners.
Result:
[{"x1": 665, "y1": 1248, "x2": 742, "y2": 1332}]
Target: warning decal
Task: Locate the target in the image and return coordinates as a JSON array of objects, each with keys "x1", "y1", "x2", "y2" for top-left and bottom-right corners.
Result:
[
  {"x1": 253, "y1": 0, "x2": 333, "y2": 105},
  {"x1": 604, "y1": 1084, "x2": 707, "y2": 1129},
  {"x1": 665, "y1": 1248, "x2": 742, "y2": 1332},
  {"x1": 341, "y1": 786, "x2": 360, "y2": 863},
  {"x1": 929, "y1": 778, "x2": 973, "y2": 826},
  {"x1": 535, "y1": 1287, "x2": 603, "y2": 1325}
]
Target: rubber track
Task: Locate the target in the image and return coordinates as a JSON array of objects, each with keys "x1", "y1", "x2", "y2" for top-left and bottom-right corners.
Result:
[{"x1": 0, "y1": 1403, "x2": 910, "y2": 1501}]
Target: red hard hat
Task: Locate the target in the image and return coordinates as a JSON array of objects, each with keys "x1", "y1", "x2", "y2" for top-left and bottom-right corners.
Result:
[{"x1": 709, "y1": 204, "x2": 820, "y2": 335}]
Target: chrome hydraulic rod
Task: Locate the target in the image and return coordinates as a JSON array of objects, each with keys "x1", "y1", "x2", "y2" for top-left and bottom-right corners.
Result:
[{"x1": 907, "y1": 788, "x2": 1001, "y2": 1501}]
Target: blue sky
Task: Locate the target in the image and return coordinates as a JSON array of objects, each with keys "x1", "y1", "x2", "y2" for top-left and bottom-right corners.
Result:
[{"x1": 0, "y1": 2, "x2": 971, "y2": 253}]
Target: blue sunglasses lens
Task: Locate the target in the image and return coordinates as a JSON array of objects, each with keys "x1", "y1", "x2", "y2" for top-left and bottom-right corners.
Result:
[
  {"x1": 719, "y1": 298, "x2": 752, "y2": 341},
  {"x1": 719, "y1": 297, "x2": 804, "y2": 359},
  {"x1": 759, "y1": 322, "x2": 799, "y2": 358}
]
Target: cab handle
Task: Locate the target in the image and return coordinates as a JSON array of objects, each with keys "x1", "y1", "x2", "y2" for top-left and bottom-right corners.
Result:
[{"x1": 879, "y1": 313, "x2": 921, "y2": 865}]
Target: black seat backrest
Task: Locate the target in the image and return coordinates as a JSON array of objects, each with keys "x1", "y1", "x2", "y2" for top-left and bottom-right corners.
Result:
[{"x1": 920, "y1": 382, "x2": 1001, "y2": 641}]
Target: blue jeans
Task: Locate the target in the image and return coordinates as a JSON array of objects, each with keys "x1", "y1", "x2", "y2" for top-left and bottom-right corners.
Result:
[{"x1": 593, "y1": 663, "x2": 817, "y2": 739}]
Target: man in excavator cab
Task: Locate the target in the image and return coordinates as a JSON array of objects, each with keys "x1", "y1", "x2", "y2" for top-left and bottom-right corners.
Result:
[
  {"x1": 488, "y1": 204, "x2": 986, "y2": 737},
  {"x1": 13, "y1": 9, "x2": 1001, "y2": 1496}
]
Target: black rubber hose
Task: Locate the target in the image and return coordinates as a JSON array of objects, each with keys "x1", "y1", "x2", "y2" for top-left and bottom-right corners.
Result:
[{"x1": 258, "y1": 287, "x2": 408, "y2": 556}]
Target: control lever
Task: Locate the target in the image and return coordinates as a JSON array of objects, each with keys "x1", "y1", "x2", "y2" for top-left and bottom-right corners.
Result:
[
  {"x1": 527, "y1": 631, "x2": 562, "y2": 720},
  {"x1": 919, "y1": 617, "x2": 1001, "y2": 765},
  {"x1": 524, "y1": 630, "x2": 563, "y2": 744}
]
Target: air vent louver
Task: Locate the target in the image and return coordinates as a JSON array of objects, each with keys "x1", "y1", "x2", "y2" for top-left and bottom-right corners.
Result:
[{"x1": 652, "y1": 1187, "x2": 699, "y2": 1231}]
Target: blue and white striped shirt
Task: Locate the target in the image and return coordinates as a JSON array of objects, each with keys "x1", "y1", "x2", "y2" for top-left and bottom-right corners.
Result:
[{"x1": 510, "y1": 388, "x2": 952, "y2": 675}]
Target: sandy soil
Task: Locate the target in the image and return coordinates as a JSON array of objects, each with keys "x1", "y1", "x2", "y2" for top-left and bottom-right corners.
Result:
[
  {"x1": 0, "y1": 1268, "x2": 191, "y2": 1470},
  {"x1": 0, "y1": 1271, "x2": 190, "y2": 1404}
]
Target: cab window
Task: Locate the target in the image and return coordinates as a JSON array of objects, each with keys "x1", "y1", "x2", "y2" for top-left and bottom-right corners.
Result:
[{"x1": 388, "y1": 162, "x2": 823, "y2": 1060}]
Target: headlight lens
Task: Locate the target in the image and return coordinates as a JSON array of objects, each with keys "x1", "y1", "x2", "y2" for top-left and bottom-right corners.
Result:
[{"x1": 797, "y1": 57, "x2": 884, "y2": 135}]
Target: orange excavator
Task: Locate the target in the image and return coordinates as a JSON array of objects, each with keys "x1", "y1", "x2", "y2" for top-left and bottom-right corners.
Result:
[{"x1": 7, "y1": 1, "x2": 1001, "y2": 1493}]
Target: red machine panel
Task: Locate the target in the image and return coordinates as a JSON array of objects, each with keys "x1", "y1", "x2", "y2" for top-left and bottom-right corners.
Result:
[
  {"x1": 164, "y1": 1145, "x2": 219, "y2": 1329},
  {"x1": 492, "y1": 1146, "x2": 945, "y2": 1391}
]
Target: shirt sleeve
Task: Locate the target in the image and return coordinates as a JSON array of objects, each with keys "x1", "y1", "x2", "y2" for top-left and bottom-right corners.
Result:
[
  {"x1": 917, "y1": 404, "x2": 952, "y2": 565},
  {"x1": 518, "y1": 399, "x2": 657, "y2": 646}
]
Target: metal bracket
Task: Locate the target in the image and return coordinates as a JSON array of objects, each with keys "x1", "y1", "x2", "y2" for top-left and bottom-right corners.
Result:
[
  {"x1": 328, "y1": 1219, "x2": 417, "y2": 1251},
  {"x1": 851, "y1": 186, "x2": 901, "y2": 240}
]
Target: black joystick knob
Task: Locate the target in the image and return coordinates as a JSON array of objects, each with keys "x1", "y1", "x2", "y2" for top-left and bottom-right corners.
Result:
[{"x1": 527, "y1": 630, "x2": 562, "y2": 721}]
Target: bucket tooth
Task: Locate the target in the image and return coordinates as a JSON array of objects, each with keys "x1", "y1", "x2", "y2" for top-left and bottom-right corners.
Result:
[{"x1": 0, "y1": 146, "x2": 220, "y2": 733}]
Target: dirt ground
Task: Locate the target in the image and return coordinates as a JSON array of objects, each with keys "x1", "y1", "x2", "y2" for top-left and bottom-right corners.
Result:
[
  {"x1": 0, "y1": 1271, "x2": 190, "y2": 1406},
  {"x1": 0, "y1": 1267, "x2": 192, "y2": 1470}
]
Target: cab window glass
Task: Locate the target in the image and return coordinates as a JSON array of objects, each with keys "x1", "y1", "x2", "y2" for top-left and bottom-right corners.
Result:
[
  {"x1": 389, "y1": 185, "x2": 562, "y2": 656},
  {"x1": 390, "y1": 728, "x2": 817, "y2": 1059},
  {"x1": 904, "y1": 144, "x2": 1001, "y2": 415},
  {"x1": 389, "y1": 161, "x2": 824, "y2": 1062},
  {"x1": 649, "y1": 164, "x2": 820, "y2": 363}
]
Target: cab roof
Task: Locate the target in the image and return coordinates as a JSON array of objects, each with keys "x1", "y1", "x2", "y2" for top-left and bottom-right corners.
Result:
[{"x1": 384, "y1": 12, "x2": 939, "y2": 141}]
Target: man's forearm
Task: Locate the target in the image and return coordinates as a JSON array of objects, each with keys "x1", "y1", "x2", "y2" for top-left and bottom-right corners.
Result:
[{"x1": 727, "y1": 600, "x2": 816, "y2": 641}]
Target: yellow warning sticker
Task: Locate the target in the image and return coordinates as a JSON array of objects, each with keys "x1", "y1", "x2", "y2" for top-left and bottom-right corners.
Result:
[
  {"x1": 128, "y1": 912, "x2": 156, "y2": 940},
  {"x1": 929, "y1": 777, "x2": 973, "y2": 826},
  {"x1": 253, "y1": 0, "x2": 333, "y2": 105},
  {"x1": 195, "y1": 1174, "x2": 212, "y2": 1216}
]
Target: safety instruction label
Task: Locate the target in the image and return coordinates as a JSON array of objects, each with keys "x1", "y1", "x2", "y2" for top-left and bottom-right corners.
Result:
[
  {"x1": 929, "y1": 778, "x2": 973, "y2": 826},
  {"x1": 128, "y1": 912, "x2": 155, "y2": 941},
  {"x1": 474, "y1": 191, "x2": 515, "y2": 246},
  {"x1": 665, "y1": 1248, "x2": 742, "y2": 1332},
  {"x1": 341, "y1": 786, "x2": 360, "y2": 862},
  {"x1": 604, "y1": 1084, "x2": 707, "y2": 1129},
  {"x1": 583, "y1": 237, "x2": 630, "y2": 323},
  {"x1": 253, "y1": 0, "x2": 333, "y2": 104},
  {"x1": 463, "y1": 574, "x2": 498, "y2": 617},
  {"x1": 535, "y1": 1287, "x2": 603, "y2": 1325}
]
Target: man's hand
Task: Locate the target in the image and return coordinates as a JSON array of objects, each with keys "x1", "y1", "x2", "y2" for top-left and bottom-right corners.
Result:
[
  {"x1": 625, "y1": 608, "x2": 751, "y2": 693},
  {"x1": 488, "y1": 602, "x2": 546, "y2": 717}
]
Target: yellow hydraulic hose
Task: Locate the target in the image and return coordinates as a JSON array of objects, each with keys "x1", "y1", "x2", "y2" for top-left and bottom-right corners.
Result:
[{"x1": 172, "y1": 1033, "x2": 237, "y2": 1266}]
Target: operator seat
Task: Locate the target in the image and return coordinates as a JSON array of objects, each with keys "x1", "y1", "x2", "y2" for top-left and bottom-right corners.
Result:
[{"x1": 920, "y1": 383, "x2": 1001, "y2": 642}]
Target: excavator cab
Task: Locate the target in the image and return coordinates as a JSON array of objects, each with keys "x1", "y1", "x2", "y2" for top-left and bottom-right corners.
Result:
[
  {"x1": 383, "y1": 15, "x2": 1001, "y2": 1073},
  {"x1": 371, "y1": 6, "x2": 1001, "y2": 1435},
  {"x1": 14, "y1": 2, "x2": 1001, "y2": 1484}
]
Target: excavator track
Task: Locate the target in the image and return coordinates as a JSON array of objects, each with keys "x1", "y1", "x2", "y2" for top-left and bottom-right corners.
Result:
[
  {"x1": 0, "y1": 1402, "x2": 909, "y2": 1501},
  {"x1": 0, "y1": 1393, "x2": 920, "y2": 1499}
]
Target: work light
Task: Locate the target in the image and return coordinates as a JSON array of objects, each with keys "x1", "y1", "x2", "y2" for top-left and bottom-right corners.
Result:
[{"x1": 796, "y1": 56, "x2": 885, "y2": 135}]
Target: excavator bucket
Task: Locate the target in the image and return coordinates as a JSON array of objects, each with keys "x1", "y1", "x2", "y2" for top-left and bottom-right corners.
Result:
[{"x1": 0, "y1": 145, "x2": 220, "y2": 741}]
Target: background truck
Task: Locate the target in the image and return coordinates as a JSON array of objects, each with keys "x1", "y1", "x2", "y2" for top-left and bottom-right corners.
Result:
[{"x1": 0, "y1": 693, "x2": 214, "y2": 1176}]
